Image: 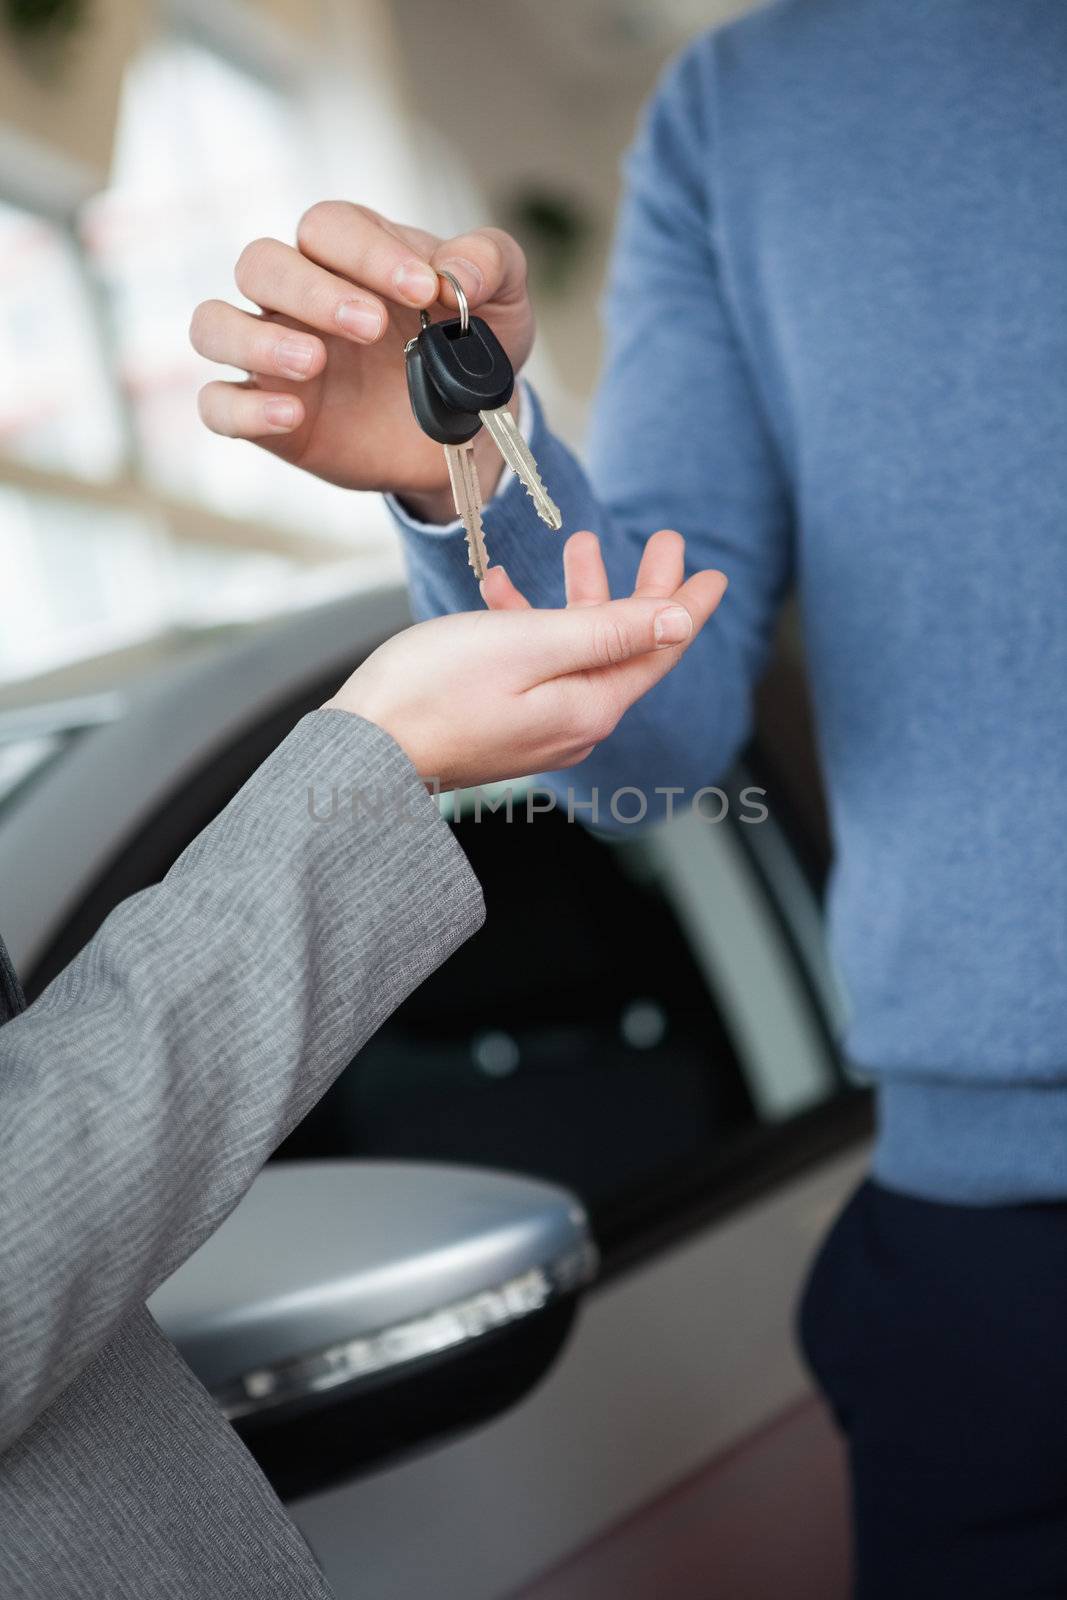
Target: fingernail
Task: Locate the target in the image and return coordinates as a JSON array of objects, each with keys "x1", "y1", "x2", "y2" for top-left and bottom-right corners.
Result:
[
  {"x1": 393, "y1": 261, "x2": 438, "y2": 303},
  {"x1": 654, "y1": 605, "x2": 693, "y2": 646},
  {"x1": 337, "y1": 300, "x2": 383, "y2": 341},
  {"x1": 264, "y1": 398, "x2": 297, "y2": 431},
  {"x1": 274, "y1": 335, "x2": 316, "y2": 377},
  {"x1": 439, "y1": 256, "x2": 485, "y2": 300}
]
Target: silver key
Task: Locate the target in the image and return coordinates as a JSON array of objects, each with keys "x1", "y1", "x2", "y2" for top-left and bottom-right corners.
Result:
[
  {"x1": 433, "y1": 268, "x2": 562, "y2": 533},
  {"x1": 479, "y1": 405, "x2": 562, "y2": 531},
  {"x1": 444, "y1": 441, "x2": 490, "y2": 581}
]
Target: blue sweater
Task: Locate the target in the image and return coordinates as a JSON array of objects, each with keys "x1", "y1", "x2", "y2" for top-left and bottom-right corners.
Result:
[{"x1": 395, "y1": 0, "x2": 1067, "y2": 1205}]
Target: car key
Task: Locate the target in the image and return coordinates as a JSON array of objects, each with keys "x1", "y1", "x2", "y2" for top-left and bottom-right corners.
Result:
[
  {"x1": 444, "y1": 441, "x2": 489, "y2": 582},
  {"x1": 405, "y1": 332, "x2": 490, "y2": 582},
  {"x1": 417, "y1": 273, "x2": 562, "y2": 532}
]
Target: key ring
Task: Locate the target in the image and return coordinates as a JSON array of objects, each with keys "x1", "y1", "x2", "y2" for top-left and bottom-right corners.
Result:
[{"x1": 420, "y1": 268, "x2": 470, "y2": 335}]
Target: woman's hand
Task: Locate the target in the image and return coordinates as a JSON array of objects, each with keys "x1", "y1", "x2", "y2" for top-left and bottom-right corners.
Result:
[{"x1": 328, "y1": 532, "x2": 726, "y2": 791}]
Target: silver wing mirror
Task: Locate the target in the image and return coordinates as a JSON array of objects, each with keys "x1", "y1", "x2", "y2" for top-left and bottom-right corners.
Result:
[{"x1": 150, "y1": 1160, "x2": 597, "y2": 1497}]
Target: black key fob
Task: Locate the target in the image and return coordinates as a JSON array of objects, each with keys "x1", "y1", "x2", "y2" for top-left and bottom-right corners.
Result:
[
  {"x1": 418, "y1": 314, "x2": 515, "y2": 416},
  {"x1": 405, "y1": 340, "x2": 482, "y2": 445}
]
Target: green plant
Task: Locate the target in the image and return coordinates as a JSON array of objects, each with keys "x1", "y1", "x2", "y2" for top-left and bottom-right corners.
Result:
[
  {"x1": 4, "y1": 0, "x2": 87, "y2": 40},
  {"x1": 508, "y1": 187, "x2": 591, "y2": 296}
]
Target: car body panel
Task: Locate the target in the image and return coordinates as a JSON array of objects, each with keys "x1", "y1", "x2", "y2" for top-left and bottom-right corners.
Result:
[{"x1": 290, "y1": 1148, "x2": 864, "y2": 1600}]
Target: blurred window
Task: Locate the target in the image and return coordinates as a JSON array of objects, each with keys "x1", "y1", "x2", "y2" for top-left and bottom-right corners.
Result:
[
  {"x1": 0, "y1": 484, "x2": 323, "y2": 682},
  {"x1": 0, "y1": 31, "x2": 414, "y2": 690},
  {"x1": 0, "y1": 199, "x2": 125, "y2": 480},
  {"x1": 82, "y1": 36, "x2": 387, "y2": 545},
  {"x1": 0, "y1": 486, "x2": 170, "y2": 678}
]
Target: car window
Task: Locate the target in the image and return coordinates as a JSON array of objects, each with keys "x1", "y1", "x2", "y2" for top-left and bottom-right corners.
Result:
[{"x1": 278, "y1": 778, "x2": 858, "y2": 1265}]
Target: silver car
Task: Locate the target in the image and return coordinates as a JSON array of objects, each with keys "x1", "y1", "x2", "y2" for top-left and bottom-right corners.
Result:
[{"x1": 0, "y1": 586, "x2": 867, "y2": 1599}]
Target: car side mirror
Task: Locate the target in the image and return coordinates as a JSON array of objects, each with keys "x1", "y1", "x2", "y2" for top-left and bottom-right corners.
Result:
[{"x1": 149, "y1": 1160, "x2": 597, "y2": 1499}]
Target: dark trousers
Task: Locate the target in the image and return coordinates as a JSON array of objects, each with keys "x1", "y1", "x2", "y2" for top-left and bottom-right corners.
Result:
[{"x1": 798, "y1": 1179, "x2": 1067, "y2": 1600}]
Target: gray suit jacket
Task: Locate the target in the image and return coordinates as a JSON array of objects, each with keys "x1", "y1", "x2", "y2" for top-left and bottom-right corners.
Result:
[{"x1": 0, "y1": 710, "x2": 485, "y2": 1597}]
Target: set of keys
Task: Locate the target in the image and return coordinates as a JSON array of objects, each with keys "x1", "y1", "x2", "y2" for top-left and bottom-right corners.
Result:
[{"x1": 405, "y1": 270, "x2": 562, "y2": 581}]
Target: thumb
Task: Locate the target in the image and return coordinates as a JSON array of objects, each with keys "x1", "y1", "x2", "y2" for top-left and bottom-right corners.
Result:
[{"x1": 516, "y1": 594, "x2": 700, "y2": 684}]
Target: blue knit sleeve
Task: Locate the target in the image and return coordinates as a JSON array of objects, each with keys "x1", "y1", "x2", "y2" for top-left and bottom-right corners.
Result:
[{"x1": 395, "y1": 36, "x2": 794, "y2": 826}]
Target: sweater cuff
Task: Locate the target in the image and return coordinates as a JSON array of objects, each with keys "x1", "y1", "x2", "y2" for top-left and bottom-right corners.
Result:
[{"x1": 385, "y1": 381, "x2": 536, "y2": 535}]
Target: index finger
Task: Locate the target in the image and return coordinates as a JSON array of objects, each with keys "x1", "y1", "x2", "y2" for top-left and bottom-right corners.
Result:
[
  {"x1": 296, "y1": 200, "x2": 440, "y2": 308},
  {"x1": 430, "y1": 228, "x2": 529, "y2": 314}
]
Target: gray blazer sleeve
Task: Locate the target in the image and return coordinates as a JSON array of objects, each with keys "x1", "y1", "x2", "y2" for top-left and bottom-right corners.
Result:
[{"x1": 0, "y1": 709, "x2": 485, "y2": 1456}]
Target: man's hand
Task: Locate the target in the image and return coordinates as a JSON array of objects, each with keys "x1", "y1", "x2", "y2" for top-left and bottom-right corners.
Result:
[
  {"x1": 328, "y1": 533, "x2": 726, "y2": 791},
  {"x1": 189, "y1": 203, "x2": 532, "y2": 522}
]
